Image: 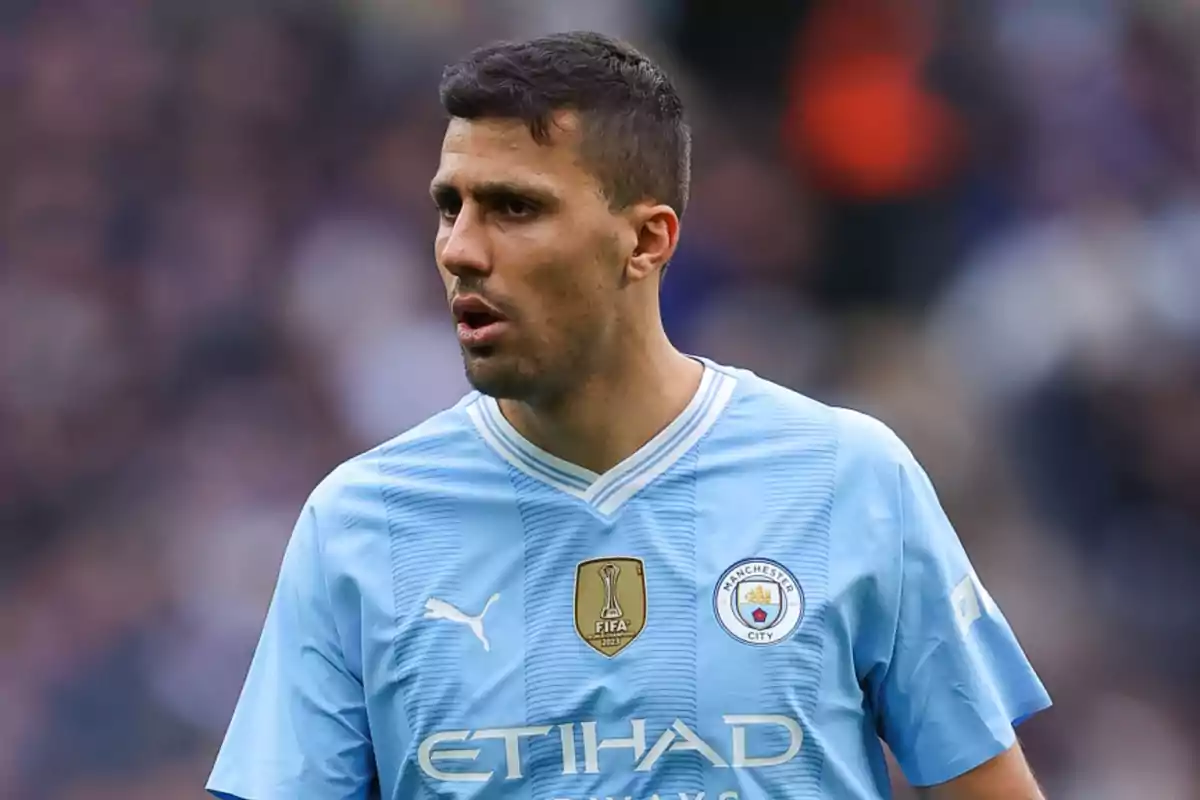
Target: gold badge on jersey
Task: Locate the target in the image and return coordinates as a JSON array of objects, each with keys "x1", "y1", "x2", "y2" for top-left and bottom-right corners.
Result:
[{"x1": 574, "y1": 557, "x2": 646, "y2": 657}]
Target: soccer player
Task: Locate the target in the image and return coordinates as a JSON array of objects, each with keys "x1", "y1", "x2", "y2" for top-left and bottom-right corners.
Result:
[{"x1": 208, "y1": 31, "x2": 1051, "y2": 800}]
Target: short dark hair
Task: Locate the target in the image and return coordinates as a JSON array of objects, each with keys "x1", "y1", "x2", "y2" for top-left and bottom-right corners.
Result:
[{"x1": 439, "y1": 31, "x2": 691, "y2": 215}]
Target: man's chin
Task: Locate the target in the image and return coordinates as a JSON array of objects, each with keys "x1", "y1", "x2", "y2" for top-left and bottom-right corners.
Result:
[{"x1": 462, "y1": 353, "x2": 533, "y2": 400}]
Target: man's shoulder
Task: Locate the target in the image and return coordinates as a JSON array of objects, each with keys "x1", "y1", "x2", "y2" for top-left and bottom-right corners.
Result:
[
  {"x1": 712, "y1": 360, "x2": 916, "y2": 475},
  {"x1": 711, "y1": 360, "x2": 835, "y2": 431},
  {"x1": 830, "y1": 406, "x2": 917, "y2": 473},
  {"x1": 309, "y1": 393, "x2": 489, "y2": 510}
]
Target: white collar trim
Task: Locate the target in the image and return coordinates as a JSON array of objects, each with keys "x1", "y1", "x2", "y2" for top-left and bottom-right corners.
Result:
[{"x1": 467, "y1": 363, "x2": 737, "y2": 516}]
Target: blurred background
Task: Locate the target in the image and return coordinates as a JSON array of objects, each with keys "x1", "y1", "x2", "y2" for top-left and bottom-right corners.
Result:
[{"x1": 1, "y1": 0, "x2": 1198, "y2": 797}]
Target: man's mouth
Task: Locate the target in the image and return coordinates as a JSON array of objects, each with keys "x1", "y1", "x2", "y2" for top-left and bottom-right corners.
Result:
[
  {"x1": 459, "y1": 309, "x2": 500, "y2": 330},
  {"x1": 452, "y1": 295, "x2": 510, "y2": 347}
]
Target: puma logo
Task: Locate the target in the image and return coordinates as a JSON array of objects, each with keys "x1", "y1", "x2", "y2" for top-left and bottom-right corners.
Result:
[{"x1": 423, "y1": 594, "x2": 500, "y2": 651}]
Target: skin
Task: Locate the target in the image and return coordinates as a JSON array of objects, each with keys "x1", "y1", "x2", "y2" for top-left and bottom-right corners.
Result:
[
  {"x1": 430, "y1": 111, "x2": 700, "y2": 473},
  {"x1": 430, "y1": 111, "x2": 1045, "y2": 797}
]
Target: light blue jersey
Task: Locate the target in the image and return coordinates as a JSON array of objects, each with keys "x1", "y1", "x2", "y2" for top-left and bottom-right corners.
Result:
[{"x1": 208, "y1": 359, "x2": 1050, "y2": 800}]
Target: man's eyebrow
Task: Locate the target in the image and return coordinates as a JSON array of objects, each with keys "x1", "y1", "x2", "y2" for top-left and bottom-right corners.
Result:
[
  {"x1": 430, "y1": 179, "x2": 559, "y2": 204},
  {"x1": 429, "y1": 180, "x2": 457, "y2": 202}
]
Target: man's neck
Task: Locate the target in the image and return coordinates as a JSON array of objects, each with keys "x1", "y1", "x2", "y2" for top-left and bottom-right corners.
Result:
[{"x1": 498, "y1": 340, "x2": 703, "y2": 476}]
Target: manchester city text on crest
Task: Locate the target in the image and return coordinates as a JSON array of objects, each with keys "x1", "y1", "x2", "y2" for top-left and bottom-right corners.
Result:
[
  {"x1": 574, "y1": 557, "x2": 647, "y2": 657},
  {"x1": 714, "y1": 559, "x2": 805, "y2": 646}
]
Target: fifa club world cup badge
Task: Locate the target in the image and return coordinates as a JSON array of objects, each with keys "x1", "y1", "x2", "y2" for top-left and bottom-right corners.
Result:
[
  {"x1": 714, "y1": 558, "x2": 805, "y2": 646},
  {"x1": 575, "y1": 557, "x2": 647, "y2": 657}
]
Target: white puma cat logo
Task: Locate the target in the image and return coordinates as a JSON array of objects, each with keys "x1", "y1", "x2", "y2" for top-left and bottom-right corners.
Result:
[{"x1": 423, "y1": 594, "x2": 500, "y2": 651}]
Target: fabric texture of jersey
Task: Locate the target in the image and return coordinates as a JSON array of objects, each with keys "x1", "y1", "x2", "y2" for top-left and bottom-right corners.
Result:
[{"x1": 208, "y1": 358, "x2": 1051, "y2": 800}]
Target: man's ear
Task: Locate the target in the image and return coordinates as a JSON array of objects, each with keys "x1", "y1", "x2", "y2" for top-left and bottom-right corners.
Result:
[{"x1": 625, "y1": 202, "x2": 680, "y2": 284}]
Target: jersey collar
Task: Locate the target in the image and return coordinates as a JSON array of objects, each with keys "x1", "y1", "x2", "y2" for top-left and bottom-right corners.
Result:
[{"x1": 467, "y1": 362, "x2": 737, "y2": 517}]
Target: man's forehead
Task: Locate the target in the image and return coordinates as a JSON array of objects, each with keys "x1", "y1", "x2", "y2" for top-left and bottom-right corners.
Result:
[
  {"x1": 433, "y1": 115, "x2": 588, "y2": 190},
  {"x1": 443, "y1": 111, "x2": 582, "y2": 148}
]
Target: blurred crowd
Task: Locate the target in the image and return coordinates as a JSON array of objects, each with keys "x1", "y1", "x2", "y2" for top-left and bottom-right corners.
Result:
[{"x1": 1, "y1": 1, "x2": 1199, "y2": 797}]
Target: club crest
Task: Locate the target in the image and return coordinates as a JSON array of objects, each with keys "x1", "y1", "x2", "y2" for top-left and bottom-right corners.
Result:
[
  {"x1": 574, "y1": 557, "x2": 646, "y2": 657},
  {"x1": 714, "y1": 558, "x2": 804, "y2": 646}
]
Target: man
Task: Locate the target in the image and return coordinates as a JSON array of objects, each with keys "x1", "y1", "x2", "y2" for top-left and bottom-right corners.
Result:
[{"x1": 208, "y1": 31, "x2": 1051, "y2": 800}]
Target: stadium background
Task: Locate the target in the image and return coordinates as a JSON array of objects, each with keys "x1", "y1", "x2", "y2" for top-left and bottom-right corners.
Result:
[{"x1": 2, "y1": 0, "x2": 1199, "y2": 797}]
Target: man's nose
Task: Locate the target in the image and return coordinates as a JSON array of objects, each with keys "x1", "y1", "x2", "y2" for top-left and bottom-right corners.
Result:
[{"x1": 438, "y1": 208, "x2": 491, "y2": 278}]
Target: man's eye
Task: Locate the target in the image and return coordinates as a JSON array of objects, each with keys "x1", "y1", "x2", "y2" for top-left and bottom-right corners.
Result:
[
  {"x1": 499, "y1": 197, "x2": 536, "y2": 218},
  {"x1": 438, "y1": 200, "x2": 461, "y2": 220}
]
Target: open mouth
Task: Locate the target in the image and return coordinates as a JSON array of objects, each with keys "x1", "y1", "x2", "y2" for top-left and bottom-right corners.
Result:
[
  {"x1": 452, "y1": 295, "x2": 509, "y2": 347},
  {"x1": 460, "y1": 310, "x2": 499, "y2": 330}
]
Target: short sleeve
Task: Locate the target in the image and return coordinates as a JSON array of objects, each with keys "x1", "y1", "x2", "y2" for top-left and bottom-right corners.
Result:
[
  {"x1": 872, "y1": 446, "x2": 1051, "y2": 787},
  {"x1": 207, "y1": 499, "x2": 376, "y2": 800}
]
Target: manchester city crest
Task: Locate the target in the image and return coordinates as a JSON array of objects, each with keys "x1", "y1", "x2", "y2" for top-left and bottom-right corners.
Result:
[{"x1": 714, "y1": 558, "x2": 804, "y2": 645}]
